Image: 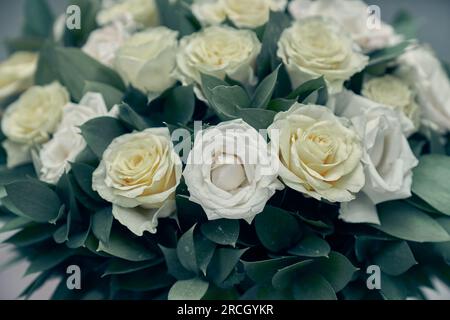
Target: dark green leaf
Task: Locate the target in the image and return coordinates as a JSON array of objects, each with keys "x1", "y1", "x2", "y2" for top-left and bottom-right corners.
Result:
[
  {"x1": 251, "y1": 65, "x2": 280, "y2": 108},
  {"x1": 368, "y1": 41, "x2": 410, "y2": 67},
  {"x1": 103, "y1": 258, "x2": 163, "y2": 277},
  {"x1": 200, "y1": 219, "x2": 240, "y2": 247},
  {"x1": 272, "y1": 260, "x2": 314, "y2": 290},
  {"x1": 206, "y1": 248, "x2": 247, "y2": 285},
  {"x1": 393, "y1": 10, "x2": 417, "y2": 40},
  {"x1": 177, "y1": 224, "x2": 198, "y2": 273},
  {"x1": 380, "y1": 273, "x2": 407, "y2": 300},
  {"x1": 0, "y1": 216, "x2": 32, "y2": 233},
  {"x1": 83, "y1": 81, "x2": 124, "y2": 110},
  {"x1": 92, "y1": 206, "x2": 113, "y2": 244},
  {"x1": 118, "y1": 103, "x2": 152, "y2": 131},
  {"x1": 287, "y1": 76, "x2": 328, "y2": 104},
  {"x1": 243, "y1": 256, "x2": 302, "y2": 284},
  {"x1": 115, "y1": 265, "x2": 174, "y2": 292},
  {"x1": 71, "y1": 162, "x2": 103, "y2": 202},
  {"x1": 63, "y1": 0, "x2": 102, "y2": 47},
  {"x1": 267, "y1": 98, "x2": 296, "y2": 112},
  {"x1": 163, "y1": 85, "x2": 195, "y2": 125},
  {"x1": 288, "y1": 233, "x2": 330, "y2": 258},
  {"x1": 168, "y1": 278, "x2": 209, "y2": 300},
  {"x1": 293, "y1": 273, "x2": 337, "y2": 300},
  {"x1": 4, "y1": 224, "x2": 55, "y2": 247},
  {"x1": 0, "y1": 164, "x2": 36, "y2": 185},
  {"x1": 160, "y1": 245, "x2": 195, "y2": 280},
  {"x1": 155, "y1": 0, "x2": 200, "y2": 37},
  {"x1": 22, "y1": 0, "x2": 54, "y2": 39},
  {"x1": 4, "y1": 180, "x2": 61, "y2": 222},
  {"x1": 373, "y1": 241, "x2": 417, "y2": 276},
  {"x1": 194, "y1": 232, "x2": 216, "y2": 276},
  {"x1": 80, "y1": 117, "x2": 129, "y2": 157},
  {"x1": 255, "y1": 206, "x2": 301, "y2": 252},
  {"x1": 25, "y1": 246, "x2": 74, "y2": 275}
]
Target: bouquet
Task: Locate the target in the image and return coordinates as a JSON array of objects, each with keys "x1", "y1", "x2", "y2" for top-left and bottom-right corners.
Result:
[{"x1": 0, "y1": 0, "x2": 450, "y2": 300}]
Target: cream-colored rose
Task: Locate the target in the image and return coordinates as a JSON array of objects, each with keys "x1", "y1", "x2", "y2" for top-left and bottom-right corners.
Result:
[
  {"x1": 39, "y1": 93, "x2": 114, "y2": 184},
  {"x1": 176, "y1": 26, "x2": 261, "y2": 87},
  {"x1": 335, "y1": 91, "x2": 418, "y2": 224},
  {"x1": 362, "y1": 75, "x2": 420, "y2": 133},
  {"x1": 192, "y1": 0, "x2": 286, "y2": 28},
  {"x1": 268, "y1": 104, "x2": 365, "y2": 202},
  {"x1": 1, "y1": 82, "x2": 69, "y2": 168},
  {"x1": 97, "y1": 0, "x2": 159, "y2": 28},
  {"x1": 183, "y1": 119, "x2": 283, "y2": 222},
  {"x1": 0, "y1": 52, "x2": 38, "y2": 102},
  {"x1": 277, "y1": 17, "x2": 369, "y2": 94},
  {"x1": 288, "y1": 0, "x2": 401, "y2": 52},
  {"x1": 114, "y1": 27, "x2": 178, "y2": 94},
  {"x1": 397, "y1": 45, "x2": 450, "y2": 133},
  {"x1": 82, "y1": 22, "x2": 130, "y2": 67},
  {"x1": 92, "y1": 128, "x2": 182, "y2": 236}
]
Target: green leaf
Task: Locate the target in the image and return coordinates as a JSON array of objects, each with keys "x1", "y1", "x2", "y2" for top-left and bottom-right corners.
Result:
[
  {"x1": 373, "y1": 241, "x2": 417, "y2": 276},
  {"x1": 155, "y1": 0, "x2": 200, "y2": 37},
  {"x1": 267, "y1": 98, "x2": 296, "y2": 112},
  {"x1": 0, "y1": 216, "x2": 32, "y2": 233},
  {"x1": 4, "y1": 224, "x2": 55, "y2": 247},
  {"x1": 160, "y1": 245, "x2": 195, "y2": 280},
  {"x1": 82, "y1": 81, "x2": 124, "y2": 110},
  {"x1": 393, "y1": 10, "x2": 417, "y2": 40},
  {"x1": 272, "y1": 260, "x2": 314, "y2": 290},
  {"x1": 118, "y1": 104, "x2": 151, "y2": 131},
  {"x1": 168, "y1": 278, "x2": 209, "y2": 300},
  {"x1": 200, "y1": 219, "x2": 240, "y2": 247},
  {"x1": 255, "y1": 206, "x2": 301, "y2": 252},
  {"x1": 92, "y1": 206, "x2": 113, "y2": 244},
  {"x1": 97, "y1": 229, "x2": 157, "y2": 262},
  {"x1": 115, "y1": 265, "x2": 174, "y2": 292},
  {"x1": 380, "y1": 273, "x2": 407, "y2": 300},
  {"x1": 374, "y1": 201, "x2": 450, "y2": 242},
  {"x1": 4, "y1": 180, "x2": 61, "y2": 223},
  {"x1": 22, "y1": 0, "x2": 54, "y2": 39},
  {"x1": 368, "y1": 41, "x2": 410, "y2": 67},
  {"x1": 103, "y1": 258, "x2": 163, "y2": 277},
  {"x1": 4, "y1": 37, "x2": 45, "y2": 54},
  {"x1": 206, "y1": 248, "x2": 247, "y2": 285},
  {"x1": 412, "y1": 155, "x2": 450, "y2": 216},
  {"x1": 194, "y1": 232, "x2": 216, "y2": 276},
  {"x1": 177, "y1": 224, "x2": 198, "y2": 273},
  {"x1": 80, "y1": 117, "x2": 129, "y2": 157},
  {"x1": 251, "y1": 65, "x2": 280, "y2": 108},
  {"x1": 310, "y1": 252, "x2": 358, "y2": 292},
  {"x1": 71, "y1": 162, "x2": 103, "y2": 202},
  {"x1": 237, "y1": 108, "x2": 277, "y2": 130},
  {"x1": 163, "y1": 85, "x2": 195, "y2": 125},
  {"x1": 35, "y1": 44, "x2": 125, "y2": 101},
  {"x1": 63, "y1": 0, "x2": 102, "y2": 47},
  {"x1": 0, "y1": 164, "x2": 36, "y2": 185},
  {"x1": 25, "y1": 246, "x2": 74, "y2": 275},
  {"x1": 211, "y1": 85, "x2": 251, "y2": 118},
  {"x1": 287, "y1": 76, "x2": 327, "y2": 104},
  {"x1": 288, "y1": 233, "x2": 331, "y2": 258},
  {"x1": 66, "y1": 217, "x2": 92, "y2": 249},
  {"x1": 243, "y1": 256, "x2": 302, "y2": 284},
  {"x1": 293, "y1": 273, "x2": 337, "y2": 300}
]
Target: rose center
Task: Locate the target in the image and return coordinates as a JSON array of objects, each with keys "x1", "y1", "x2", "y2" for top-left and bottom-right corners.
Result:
[{"x1": 211, "y1": 163, "x2": 247, "y2": 192}]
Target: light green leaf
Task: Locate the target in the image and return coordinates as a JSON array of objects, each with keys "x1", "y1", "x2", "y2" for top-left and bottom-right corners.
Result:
[
  {"x1": 374, "y1": 201, "x2": 450, "y2": 242},
  {"x1": 168, "y1": 278, "x2": 209, "y2": 300},
  {"x1": 293, "y1": 273, "x2": 337, "y2": 300},
  {"x1": 200, "y1": 219, "x2": 240, "y2": 247},
  {"x1": 368, "y1": 41, "x2": 410, "y2": 67}
]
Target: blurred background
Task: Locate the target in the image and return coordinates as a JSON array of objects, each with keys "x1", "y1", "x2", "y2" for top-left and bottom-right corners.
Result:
[{"x1": 0, "y1": 0, "x2": 449, "y2": 299}]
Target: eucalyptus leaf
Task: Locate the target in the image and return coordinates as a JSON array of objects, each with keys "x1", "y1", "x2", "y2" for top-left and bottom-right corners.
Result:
[
  {"x1": 272, "y1": 260, "x2": 314, "y2": 290},
  {"x1": 373, "y1": 241, "x2": 417, "y2": 276},
  {"x1": 25, "y1": 246, "x2": 74, "y2": 275},
  {"x1": 4, "y1": 224, "x2": 55, "y2": 247},
  {"x1": 288, "y1": 233, "x2": 331, "y2": 258},
  {"x1": 160, "y1": 245, "x2": 195, "y2": 280},
  {"x1": 293, "y1": 273, "x2": 337, "y2": 300},
  {"x1": 22, "y1": 0, "x2": 54, "y2": 39},
  {"x1": 168, "y1": 278, "x2": 209, "y2": 300},
  {"x1": 200, "y1": 219, "x2": 240, "y2": 247},
  {"x1": 206, "y1": 248, "x2": 247, "y2": 285},
  {"x1": 177, "y1": 224, "x2": 198, "y2": 273},
  {"x1": 251, "y1": 66, "x2": 280, "y2": 108},
  {"x1": 82, "y1": 81, "x2": 124, "y2": 110},
  {"x1": 92, "y1": 206, "x2": 113, "y2": 244},
  {"x1": 243, "y1": 256, "x2": 302, "y2": 284},
  {"x1": 103, "y1": 258, "x2": 164, "y2": 277},
  {"x1": 70, "y1": 162, "x2": 103, "y2": 202}
]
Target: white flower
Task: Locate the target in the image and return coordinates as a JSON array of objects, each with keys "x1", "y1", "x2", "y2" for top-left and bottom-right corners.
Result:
[
  {"x1": 288, "y1": 0, "x2": 401, "y2": 52},
  {"x1": 176, "y1": 26, "x2": 261, "y2": 88},
  {"x1": 114, "y1": 27, "x2": 178, "y2": 94},
  {"x1": 277, "y1": 17, "x2": 368, "y2": 94},
  {"x1": 39, "y1": 93, "x2": 113, "y2": 184},
  {"x1": 397, "y1": 45, "x2": 450, "y2": 133},
  {"x1": 82, "y1": 22, "x2": 130, "y2": 67},
  {"x1": 362, "y1": 75, "x2": 421, "y2": 134},
  {"x1": 334, "y1": 91, "x2": 418, "y2": 224},
  {"x1": 268, "y1": 104, "x2": 365, "y2": 202},
  {"x1": 184, "y1": 119, "x2": 283, "y2": 222},
  {"x1": 1, "y1": 82, "x2": 69, "y2": 168},
  {"x1": 97, "y1": 0, "x2": 159, "y2": 28},
  {"x1": 0, "y1": 52, "x2": 38, "y2": 102},
  {"x1": 192, "y1": 0, "x2": 287, "y2": 28},
  {"x1": 92, "y1": 128, "x2": 182, "y2": 236}
]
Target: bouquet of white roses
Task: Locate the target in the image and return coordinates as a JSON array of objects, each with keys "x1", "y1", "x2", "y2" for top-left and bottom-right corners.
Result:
[{"x1": 0, "y1": 0, "x2": 450, "y2": 300}]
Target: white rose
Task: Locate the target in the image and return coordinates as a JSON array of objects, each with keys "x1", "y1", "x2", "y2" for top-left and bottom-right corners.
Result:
[
  {"x1": 0, "y1": 52, "x2": 38, "y2": 102},
  {"x1": 39, "y1": 93, "x2": 114, "y2": 184},
  {"x1": 1, "y1": 82, "x2": 69, "y2": 168},
  {"x1": 114, "y1": 27, "x2": 178, "y2": 94},
  {"x1": 192, "y1": 0, "x2": 286, "y2": 28},
  {"x1": 176, "y1": 26, "x2": 261, "y2": 88},
  {"x1": 268, "y1": 104, "x2": 365, "y2": 202},
  {"x1": 97, "y1": 0, "x2": 159, "y2": 28},
  {"x1": 277, "y1": 17, "x2": 368, "y2": 94},
  {"x1": 183, "y1": 119, "x2": 283, "y2": 222},
  {"x1": 92, "y1": 128, "x2": 182, "y2": 236},
  {"x1": 335, "y1": 91, "x2": 418, "y2": 224},
  {"x1": 82, "y1": 22, "x2": 130, "y2": 67},
  {"x1": 288, "y1": 0, "x2": 401, "y2": 52},
  {"x1": 362, "y1": 75, "x2": 421, "y2": 134},
  {"x1": 397, "y1": 45, "x2": 450, "y2": 133}
]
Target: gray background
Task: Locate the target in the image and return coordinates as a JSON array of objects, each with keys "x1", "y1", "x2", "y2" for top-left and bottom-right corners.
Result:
[{"x1": 1, "y1": 0, "x2": 450, "y2": 300}]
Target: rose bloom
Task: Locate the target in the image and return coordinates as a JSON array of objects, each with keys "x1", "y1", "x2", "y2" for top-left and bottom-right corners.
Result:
[
  {"x1": 192, "y1": 0, "x2": 287, "y2": 28},
  {"x1": 268, "y1": 104, "x2": 364, "y2": 202},
  {"x1": 82, "y1": 22, "x2": 130, "y2": 67},
  {"x1": 277, "y1": 17, "x2": 368, "y2": 94},
  {"x1": 362, "y1": 75, "x2": 420, "y2": 134},
  {"x1": 335, "y1": 91, "x2": 418, "y2": 224},
  {"x1": 397, "y1": 45, "x2": 450, "y2": 133},
  {"x1": 183, "y1": 119, "x2": 283, "y2": 222},
  {"x1": 114, "y1": 27, "x2": 178, "y2": 94},
  {"x1": 176, "y1": 26, "x2": 261, "y2": 88},
  {"x1": 97, "y1": 0, "x2": 159, "y2": 28},
  {"x1": 39, "y1": 93, "x2": 114, "y2": 184},
  {"x1": 1, "y1": 82, "x2": 69, "y2": 168},
  {"x1": 0, "y1": 52, "x2": 37, "y2": 102},
  {"x1": 92, "y1": 128, "x2": 182, "y2": 236},
  {"x1": 288, "y1": 0, "x2": 401, "y2": 52}
]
